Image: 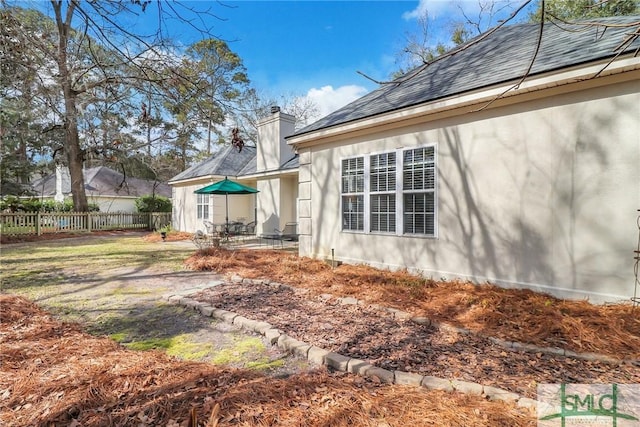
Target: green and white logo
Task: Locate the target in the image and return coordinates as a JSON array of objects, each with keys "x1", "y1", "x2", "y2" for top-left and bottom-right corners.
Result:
[{"x1": 538, "y1": 384, "x2": 640, "y2": 426}]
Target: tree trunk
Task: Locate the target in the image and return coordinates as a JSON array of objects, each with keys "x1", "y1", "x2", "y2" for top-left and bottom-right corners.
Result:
[
  {"x1": 146, "y1": 93, "x2": 152, "y2": 157},
  {"x1": 206, "y1": 116, "x2": 212, "y2": 155},
  {"x1": 53, "y1": 0, "x2": 88, "y2": 212},
  {"x1": 64, "y1": 97, "x2": 88, "y2": 212}
]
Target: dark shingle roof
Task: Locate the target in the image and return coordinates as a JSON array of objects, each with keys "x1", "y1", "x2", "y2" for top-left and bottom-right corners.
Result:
[
  {"x1": 169, "y1": 144, "x2": 298, "y2": 181},
  {"x1": 280, "y1": 155, "x2": 299, "y2": 170},
  {"x1": 237, "y1": 153, "x2": 257, "y2": 176},
  {"x1": 31, "y1": 166, "x2": 171, "y2": 198},
  {"x1": 294, "y1": 16, "x2": 640, "y2": 136},
  {"x1": 169, "y1": 145, "x2": 257, "y2": 183}
]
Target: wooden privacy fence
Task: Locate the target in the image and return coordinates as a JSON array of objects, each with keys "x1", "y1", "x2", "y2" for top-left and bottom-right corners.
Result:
[{"x1": 0, "y1": 212, "x2": 171, "y2": 236}]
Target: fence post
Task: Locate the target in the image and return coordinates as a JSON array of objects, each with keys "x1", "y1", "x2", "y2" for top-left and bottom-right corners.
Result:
[
  {"x1": 36, "y1": 212, "x2": 41, "y2": 236},
  {"x1": 88, "y1": 212, "x2": 92, "y2": 232}
]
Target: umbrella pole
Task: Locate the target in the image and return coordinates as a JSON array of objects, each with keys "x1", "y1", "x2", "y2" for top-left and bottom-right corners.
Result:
[{"x1": 225, "y1": 193, "x2": 229, "y2": 237}]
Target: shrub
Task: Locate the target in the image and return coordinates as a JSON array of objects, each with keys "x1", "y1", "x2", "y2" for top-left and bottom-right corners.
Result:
[
  {"x1": 0, "y1": 197, "x2": 99, "y2": 212},
  {"x1": 135, "y1": 195, "x2": 172, "y2": 213}
]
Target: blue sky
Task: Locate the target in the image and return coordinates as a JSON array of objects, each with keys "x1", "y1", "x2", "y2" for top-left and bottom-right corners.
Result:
[
  {"x1": 219, "y1": 2, "x2": 412, "y2": 91},
  {"x1": 27, "y1": 0, "x2": 530, "y2": 117},
  {"x1": 204, "y1": 0, "x2": 529, "y2": 116},
  {"x1": 171, "y1": 0, "x2": 427, "y2": 116}
]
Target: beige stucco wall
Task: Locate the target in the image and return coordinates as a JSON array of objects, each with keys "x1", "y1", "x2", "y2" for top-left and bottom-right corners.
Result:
[
  {"x1": 256, "y1": 112, "x2": 296, "y2": 172},
  {"x1": 299, "y1": 79, "x2": 640, "y2": 302},
  {"x1": 256, "y1": 175, "x2": 299, "y2": 235},
  {"x1": 172, "y1": 178, "x2": 257, "y2": 233}
]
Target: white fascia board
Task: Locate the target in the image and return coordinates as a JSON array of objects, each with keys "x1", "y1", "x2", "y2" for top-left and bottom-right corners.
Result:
[
  {"x1": 168, "y1": 175, "x2": 219, "y2": 186},
  {"x1": 287, "y1": 56, "x2": 640, "y2": 148},
  {"x1": 240, "y1": 168, "x2": 299, "y2": 180}
]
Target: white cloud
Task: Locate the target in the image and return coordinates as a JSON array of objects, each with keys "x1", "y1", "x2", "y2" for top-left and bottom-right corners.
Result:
[
  {"x1": 402, "y1": 0, "x2": 484, "y2": 21},
  {"x1": 305, "y1": 85, "x2": 368, "y2": 117},
  {"x1": 402, "y1": 0, "x2": 430, "y2": 20}
]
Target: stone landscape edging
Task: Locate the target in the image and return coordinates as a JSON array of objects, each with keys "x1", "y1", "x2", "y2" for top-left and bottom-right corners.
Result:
[
  {"x1": 228, "y1": 276, "x2": 631, "y2": 366},
  {"x1": 162, "y1": 276, "x2": 635, "y2": 412},
  {"x1": 163, "y1": 286, "x2": 540, "y2": 411},
  {"x1": 168, "y1": 294, "x2": 537, "y2": 409}
]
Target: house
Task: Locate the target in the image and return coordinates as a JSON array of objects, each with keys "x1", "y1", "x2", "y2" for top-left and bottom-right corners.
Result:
[
  {"x1": 168, "y1": 107, "x2": 299, "y2": 235},
  {"x1": 31, "y1": 165, "x2": 171, "y2": 213},
  {"x1": 285, "y1": 17, "x2": 640, "y2": 303}
]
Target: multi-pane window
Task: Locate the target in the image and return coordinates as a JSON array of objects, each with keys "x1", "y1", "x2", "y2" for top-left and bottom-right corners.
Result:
[
  {"x1": 341, "y1": 145, "x2": 436, "y2": 237},
  {"x1": 196, "y1": 193, "x2": 210, "y2": 220},
  {"x1": 370, "y1": 152, "x2": 396, "y2": 233},
  {"x1": 341, "y1": 157, "x2": 364, "y2": 231},
  {"x1": 342, "y1": 195, "x2": 364, "y2": 231},
  {"x1": 403, "y1": 147, "x2": 436, "y2": 235}
]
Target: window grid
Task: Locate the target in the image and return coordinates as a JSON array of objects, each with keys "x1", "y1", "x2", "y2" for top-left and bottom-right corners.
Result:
[
  {"x1": 371, "y1": 193, "x2": 396, "y2": 233},
  {"x1": 370, "y1": 152, "x2": 396, "y2": 233},
  {"x1": 342, "y1": 195, "x2": 364, "y2": 231},
  {"x1": 341, "y1": 157, "x2": 364, "y2": 231},
  {"x1": 196, "y1": 193, "x2": 210, "y2": 220},
  {"x1": 403, "y1": 147, "x2": 436, "y2": 236},
  {"x1": 403, "y1": 193, "x2": 435, "y2": 235},
  {"x1": 342, "y1": 157, "x2": 364, "y2": 193},
  {"x1": 340, "y1": 144, "x2": 436, "y2": 237}
]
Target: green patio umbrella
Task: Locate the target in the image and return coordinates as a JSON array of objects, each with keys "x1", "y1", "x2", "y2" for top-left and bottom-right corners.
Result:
[{"x1": 194, "y1": 177, "x2": 258, "y2": 234}]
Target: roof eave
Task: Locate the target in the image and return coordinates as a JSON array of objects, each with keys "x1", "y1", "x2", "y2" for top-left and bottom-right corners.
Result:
[
  {"x1": 241, "y1": 167, "x2": 299, "y2": 180},
  {"x1": 168, "y1": 174, "x2": 225, "y2": 187},
  {"x1": 287, "y1": 56, "x2": 640, "y2": 148}
]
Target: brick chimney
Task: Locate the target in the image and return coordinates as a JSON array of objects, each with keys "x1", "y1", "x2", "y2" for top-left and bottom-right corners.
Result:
[{"x1": 256, "y1": 106, "x2": 296, "y2": 173}]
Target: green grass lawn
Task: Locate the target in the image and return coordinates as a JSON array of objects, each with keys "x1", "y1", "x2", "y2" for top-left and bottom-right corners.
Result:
[
  {"x1": 1, "y1": 235, "x2": 193, "y2": 298},
  {"x1": 1, "y1": 235, "x2": 294, "y2": 371}
]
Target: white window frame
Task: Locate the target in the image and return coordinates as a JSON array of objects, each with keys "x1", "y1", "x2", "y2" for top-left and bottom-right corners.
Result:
[
  {"x1": 340, "y1": 143, "x2": 437, "y2": 238},
  {"x1": 196, "y1": 193, "x2": 210, "y2": 220},
  {"x1": 341, "y1": 157, "x2": 365, "y2": 231},
  {"x1": 369, "y1": 152, "x2": 396, "y2": 234},
  {"x1": 402, "y1": 146, "x2": 437, "y2": 237}
]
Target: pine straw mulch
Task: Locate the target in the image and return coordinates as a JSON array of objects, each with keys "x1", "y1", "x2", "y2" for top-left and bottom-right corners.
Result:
[
  {"x1": 184, "y1": 247, "x2": 640, "y2": 361},
  {"x1": 142, "y1": 231, "x2": 197, "y2": 243},
  {"x1": 1, "y1": 230, "x2": 192, "y2": 245},
  {"x1": 0, "y1": 295, "x2": 535, "y2": 427},
  {"x1": 0, "y1": 230, "x2": 148, "y2": 244}
]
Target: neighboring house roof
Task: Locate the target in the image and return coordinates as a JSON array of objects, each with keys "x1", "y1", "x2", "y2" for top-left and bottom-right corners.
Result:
[
  {"x1": 293, "y1": 16, "x2": 640, "y2": 136},
  {"x1": 169, "y1": 145, "x2": 257, "y2": 183},
  {"x1": 31, "y1": 166, "x2": 171, "y2": 198}
]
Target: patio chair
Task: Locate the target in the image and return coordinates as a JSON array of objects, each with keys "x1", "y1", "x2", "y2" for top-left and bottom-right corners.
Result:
[
  {"x1": 192, "y1": 229, "x2": 220, "y2": 249},
  {"x1": 279, "y1": 222, "x2": 298, "y2": 241},
  {"x1": 241, "y1": 220, "x2": 256, "y2": 236},
  {"x1": 228, "y1": 221, "x2": 244, "y2": 236},
  {"x1": 260, "y1": 222, "x2": 298, "y2": 247},
  {"x1": 203, "y1": 220, "x2": 217, "y2": 236}
]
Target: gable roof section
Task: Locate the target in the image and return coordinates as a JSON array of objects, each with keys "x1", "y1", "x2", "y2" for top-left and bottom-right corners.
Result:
[
  {"x1": 169, "y1": 145, "x2": 257, "y2": 183},
  {"x1": 279, "y1": 154, "x2": 299, "y2": 170},
  {"x1": 31, "y1": 166, "x2": 171, "y2": 198},
  {"x1": 237, "y1": 155, "x2": 257, "y2": 176},
  {"x1": 293, "y1": 16, "x2": 640, "y2": 136}
]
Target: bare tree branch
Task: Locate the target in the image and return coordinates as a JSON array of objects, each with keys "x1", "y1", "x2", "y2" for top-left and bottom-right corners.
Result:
[
  {"x1": 473, "y1": 0, "x2": 546, "y2": 112},
  {"x1": 359, "y1": 0, "x2": 535, "y2": 86}
]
